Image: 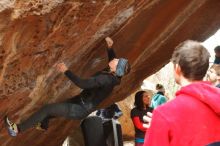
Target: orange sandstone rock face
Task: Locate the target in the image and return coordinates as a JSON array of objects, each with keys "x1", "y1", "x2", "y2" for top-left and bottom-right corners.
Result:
[{"x1": 0, "y1": 0, "x2": 220, "y2": 146}]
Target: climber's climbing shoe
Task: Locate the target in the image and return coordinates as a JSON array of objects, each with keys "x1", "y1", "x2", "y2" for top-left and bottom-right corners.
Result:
[{"x1": 4, "y1": 116, "x2": 18, "y2": 137}]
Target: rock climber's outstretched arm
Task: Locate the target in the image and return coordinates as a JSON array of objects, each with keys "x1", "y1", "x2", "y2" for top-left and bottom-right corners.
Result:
[
  {"x1": 105, "y1": 37, "x2": 116, "y2": 61},
  {"x1": 55, "y1": 63, "x2": 111, "y2": 89}
]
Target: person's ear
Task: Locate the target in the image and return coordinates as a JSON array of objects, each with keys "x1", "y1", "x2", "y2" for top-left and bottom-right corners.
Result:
[{"x1": 174, "y1": 64, "x2": 182, "y2": 76}]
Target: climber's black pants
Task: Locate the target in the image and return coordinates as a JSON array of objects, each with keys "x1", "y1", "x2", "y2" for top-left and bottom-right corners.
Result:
[{"x1": 18, "y1": 96, "x2": 94, "y2": 132}]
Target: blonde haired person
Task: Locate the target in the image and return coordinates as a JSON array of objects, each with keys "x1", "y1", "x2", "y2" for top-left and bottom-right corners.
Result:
[{"x1": 206, "y1": 64, "x2": 220, "y2": 87}]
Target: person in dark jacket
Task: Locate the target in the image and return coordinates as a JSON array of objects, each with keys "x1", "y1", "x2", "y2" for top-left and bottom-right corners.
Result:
[
  {"x1": 5, "y1": 37, "x2": 130, "y2": 137},
  {"x1": 131, "y1": 90, "x2": 153, "y2": 146},
  {"x1": 95, "y1": 103, "x2": 123, "y2": 145},
  {"x1": 214, "y1": 46, "x2": 220, "y2": 64}
]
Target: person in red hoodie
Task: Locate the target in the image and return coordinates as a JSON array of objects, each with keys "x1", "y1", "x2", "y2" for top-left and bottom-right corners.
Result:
[{"x1": 144, "y1": 40, "x2": 220, "y2": 146}]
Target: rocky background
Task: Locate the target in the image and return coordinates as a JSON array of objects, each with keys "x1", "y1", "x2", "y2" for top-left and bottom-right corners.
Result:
[{"x1": 0, "y1": 0, "x2": 220, "y2": 146}]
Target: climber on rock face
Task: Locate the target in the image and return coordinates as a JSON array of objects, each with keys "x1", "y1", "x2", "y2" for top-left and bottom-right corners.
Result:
[{"x1": 4, "y1": 37, "x2": 130, "y2": 137}]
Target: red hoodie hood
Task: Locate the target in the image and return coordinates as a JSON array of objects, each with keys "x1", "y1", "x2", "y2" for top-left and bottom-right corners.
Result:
[{"x1": 176, "y1": 81, "x2": 220, "y2": 115}]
